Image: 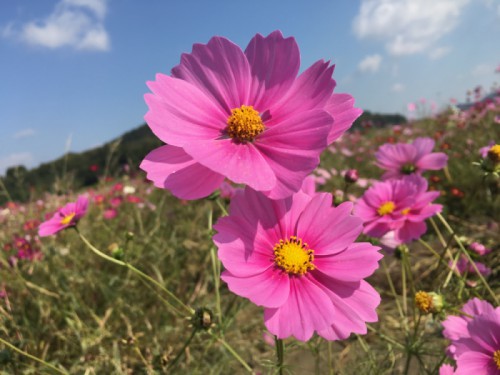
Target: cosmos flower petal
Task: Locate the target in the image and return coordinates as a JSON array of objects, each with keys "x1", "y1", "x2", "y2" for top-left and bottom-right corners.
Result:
[
  {"x1": 221, "y1": 268, "x2": 290, "y2": 308},
  {"x1": 455, "y1": 352, "x2": 496, "y2": 375},
  {"x1": 314, "y1": 243, "x2": 382, "y2": 281},
  {"x1": 315, "y1": 279, "x2": 381, "y2": 340},
  {"x1": 268, "y1": 60, "x2": 336, "y2": 125},
  {"x1": 145, "y1": 74, "x2": 227, "y2": 146},
  {"x1": 264, "y1": 277, "x2": 336, "y2": 341},
  {"x1": 412, "y1": 137, "x2": 435, "y2": 158},
  {"x1": 140, "y1": 145, "x2": 225, "y2": 199},
  {"x1": 325, "y1": 93, "x2": 363, "y2": 143},
  {"x1": 171, "y1": 36, "x2": 252, "y2": 112},
  {"x1": 183, "y1": 139, "x2": 276, "y2": 191},
  {"x1": 296, "y1": 199, "x2": 363, "y2": 255},
  {"x1": 416, "y1": 152, "x2": 449, "y2": 171},
  {"x1": 395, "y1": 221, "x2": 427, "y2": 243},
  {"x1": 245, "y1": 30, "x2": 300, "y2": 110}
]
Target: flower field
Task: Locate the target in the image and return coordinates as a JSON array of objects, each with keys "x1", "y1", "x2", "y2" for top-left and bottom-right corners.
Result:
[{"x1": 1, "y1": 31, "x2": 499, "y2": 374}]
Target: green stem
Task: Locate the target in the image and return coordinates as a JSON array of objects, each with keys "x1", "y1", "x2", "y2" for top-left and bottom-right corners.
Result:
[
  {"x1": 210, "y1": 247, "x2": 222, "y2": 326},
  {"x1": 436, "y1": 213, "x2": 498, "y2": 304},
  {"x1": 275, "y1": 337, "x2": 284, "y2": 375},
  {"x1": 0, "y1": 338, "x2": 68, "y2": 374},
  {"x1": 381, "y1": 258, "x2": 407, "y2": 330},
  {"x1": 168, "y1": 329, "x2": 197, "y2": 370},
  {"x1": 367, "y1": 326, "x2": 405, "y2": 349},
  {"x1": 75, "y1": 228, "x2": 194, "y2": 315},
  {"x1": 214, "y1": 334, "x2": 254, "y2": 373}
]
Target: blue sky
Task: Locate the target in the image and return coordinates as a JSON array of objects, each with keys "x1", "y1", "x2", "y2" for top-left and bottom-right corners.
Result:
[{"x1": 1, "y1": 0, "x2": 499, "y2": 175}]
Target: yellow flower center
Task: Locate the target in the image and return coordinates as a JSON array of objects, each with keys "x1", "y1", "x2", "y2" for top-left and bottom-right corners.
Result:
[
  {"x1": 226, "y1": 105, "x2": 265, "y2": 142},
  {"x1": 487, "y1": 144, "x2": 500, "y2": 163},
  {"x1": 494, "y1": 350, "x2": 500, "y2": 370},
  {"x1": 273, "y1": 236, "x2": 315, "y2": 276},
  {"x1": 377, "y1": 201, "x2": 396, "y2": 216},
  {"x1": 414, "y1": 291, "x2": 433, "y2": 313},
  {"x1": 401, "y1": 207, "x2": 411, "y2": 215},
  {"x1": 60, "y1": 212, "x2": 75, "y2": 225}
]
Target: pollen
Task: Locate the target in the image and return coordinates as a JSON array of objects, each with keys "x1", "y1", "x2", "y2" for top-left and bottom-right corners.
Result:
[
  {"x1": 273, "y1": 236, "x2": 315, "y2": 276},
  {"x1": 401, "y1": 163, "x2": 416, "y2": 174},
  {"x1": 414, "y1": 291, "x2": 433, "y2": 313},
  {"x1": 60, "y1": 212, "x2": 76, "y2": 225},
  {"x1": 226, "y1": 105, "x2": 265, "y2": 142},
  {"x1": 377, "y1": 201, "x2": 396, "y2": 216},
  {"x1": 494, "y1": 350, "x2": 500, "y2": 369},
  {"x1": 401, "y1": 207, "x2": 411, "y2": 215},
  {"x1": 487, "y1": 144, "x2": 500, "y2": 163}
]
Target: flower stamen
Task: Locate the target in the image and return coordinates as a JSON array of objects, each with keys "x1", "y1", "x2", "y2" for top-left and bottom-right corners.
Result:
[
  {"x1": 493, "y1": 349, "x2": 500, "y2": 369},
  {"x1": 378, "y1": 201, "x2": 396, "y2": 216},
  {"x1": 226, "y1": 105, "x2": 265, "y2": 142},
  {"x1": 60, "y1": 213, "x2": 75, "y2": 225},
  {"x1": 273, "y1": 236, "x2": 315, "y2": 276}
]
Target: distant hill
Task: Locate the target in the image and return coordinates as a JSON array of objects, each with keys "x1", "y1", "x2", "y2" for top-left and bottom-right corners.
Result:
[
  {"x1": 0, "y1": 110, "x2": 405, "y2": 205},
  {"x1": 0, "y1": 124, "x2": 162, "y2": 204}
]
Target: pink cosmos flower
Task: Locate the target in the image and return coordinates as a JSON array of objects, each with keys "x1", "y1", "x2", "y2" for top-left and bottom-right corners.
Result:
[
  {"x1": 449, "y1": 256, "x2": 492, "y2": 278},
  {"x1": 454, "y1": 311, "x2": 500, "y2": 374},
  {"x1": 213, "y1": 187, "x2": 382, "y2": 341},
  {"x1": 103, "y1": 208, "x2": 117, "y2": 220},
  {"x1": 375, "y1": 137, "x2": 448, "y2": 180},
  {"x1": 469, "y1": 242, "x2": 491, "y2": 256},
  {"x1": 355, "y1": 175, "x2": 441, "y2": 244},
  {"x1": 140, "y1": 30, "x2": 361, "y2": 200},
  {"x1": 38, "y1": 195, "x2": 88, "y2": 237},
  {"x1": 442, "y1": 298, "x2": 498, "y2": 360},
  {"x1": 439, "y1": 364, "x2": 456, "y2": 375}
]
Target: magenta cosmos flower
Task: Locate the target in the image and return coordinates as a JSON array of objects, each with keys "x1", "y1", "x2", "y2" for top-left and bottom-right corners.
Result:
[
  {"x1": 140, "y1": 30, "x2": 361, "y2": 200},
  {"x1": 38, "y1": 195, "x2": 88, "y2": 237},
  {"x1": 355, "y1": 175, "x2": 441, "y2": 244},
  {"x1": 454, "y1": 310, "x2": 500, "y2": 375},
  {"x1": 213, "y1": 187, "x2": 382, "y2": 341},
  {"x1": 375, "y1": 137, "x2": 448, "y2": 180},
  {"x1": 442, "y1": 298, "x2": 498, "y2": 360},
  {"x1": 439, "y1": 364, "x2": 456, "y2": 375}
]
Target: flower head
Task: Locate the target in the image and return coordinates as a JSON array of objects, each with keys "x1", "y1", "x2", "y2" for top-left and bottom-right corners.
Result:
[
  {"x1": 213, "y1": 187, "x2": 382, "y2": 341},
  {"x1": 140, "y1": 31, "x2": 361, "y2": 200},
  {"x1": 38, "y1": 195, "x2": 88, "y2": 237},
  {"x1": 355, "y1": 175, "x2": 441, "y2": 244},
  {"x1": 375, "y1": 137, "x2": 448, "y2": 180}
]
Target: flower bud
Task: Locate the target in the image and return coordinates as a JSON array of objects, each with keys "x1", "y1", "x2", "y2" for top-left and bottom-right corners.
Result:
[{"x1": 344, "y1": 169, "x2": 359, "y2": 184}]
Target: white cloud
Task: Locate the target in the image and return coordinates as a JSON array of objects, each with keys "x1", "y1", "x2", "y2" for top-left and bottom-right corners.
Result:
[
  {"x1": 429, "y1": 46, "x2": 451, "y2": 60},
  {"x1": 358, "y1": 54, "x2": 382, "y2": 73},
  {"x1": 13, "y1": 128, "x2": 37, "y2": 139},
  {"x1": 353, "y1": 0, "x2": 470, "y2": 56},
  {"x1": 0, "y1": 152, "x2": 34, "y2": 175},
  {"x1": 4, "y1": 0, "x2": 109, "y2": 51},
  {"x1": 391, "y1": 83, "x2": 405, "y2": 92},
  {"x1": 472, "y1": 63, "x2": 493, "y2": 77}
]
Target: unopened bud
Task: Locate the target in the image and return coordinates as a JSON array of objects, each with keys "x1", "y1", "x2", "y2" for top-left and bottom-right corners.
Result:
[
  {"x1": 191, "y1": 307, "x2": 214, "y2": 331},
  {"x1": 344, "y1": 169, "x2": 359, "y2": 184}
]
